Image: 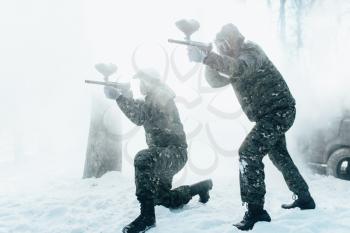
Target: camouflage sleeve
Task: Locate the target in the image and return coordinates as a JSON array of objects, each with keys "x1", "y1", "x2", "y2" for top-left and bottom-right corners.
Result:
[
  {"x1": 203, "y1": 52, "x2": 244, "y2": 77},
  {"x1": 203, "y1": 49, "x2": 264, "y2": 78},
  {"x1": 116, "y1": 96, "x2": 147, "y2": 126},
  {"x1": 204, "y1": 66, "x2": 232, "y2": 88}
]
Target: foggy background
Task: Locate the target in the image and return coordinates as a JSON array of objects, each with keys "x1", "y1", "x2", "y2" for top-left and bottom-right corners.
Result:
[{"x1": 0, "y1": 0, "x2": 349, "y2": 184}]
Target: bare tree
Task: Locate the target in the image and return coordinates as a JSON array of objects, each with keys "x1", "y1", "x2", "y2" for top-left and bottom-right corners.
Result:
[
  {"x1": 278, "y1": 0, "x2": 317, "y2": 50},
  {"x1": 267, "y1": 0, "x2": 272, "y2": 8},
  {"x1": 279, "y1": 0, "x2": 287, "y2": 44},
  {"x1": 294, "y1": 0, "x2": 303, "y2": 49}
]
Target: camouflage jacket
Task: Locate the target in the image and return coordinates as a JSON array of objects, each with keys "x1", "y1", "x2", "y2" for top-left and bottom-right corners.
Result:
[
  {"x1": 203, "y1": 40, "x2": 295, "y2": 122},
  {"x1": 116, "y1": 94, "x2": 187, "y2": 148}
]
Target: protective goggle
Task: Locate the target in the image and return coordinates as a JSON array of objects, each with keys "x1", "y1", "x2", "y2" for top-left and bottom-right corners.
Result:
[{"x1": 214, "y1": 38, "x2": 232, "y2": 52}]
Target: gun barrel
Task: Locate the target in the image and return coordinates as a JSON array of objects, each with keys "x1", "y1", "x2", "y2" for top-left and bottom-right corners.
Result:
[
  {"x1": 168, "y1": 39, "x2": 191, "y2": 46},
  {"x1": 85, "y1": 80, "x2": 105, "y2": 86},
  {"x1": 168, "y1": 39, "x2": 211, "y2": 49},
  {"x1": 85, "y1": 80, "x2": 130, "y2": 89}
]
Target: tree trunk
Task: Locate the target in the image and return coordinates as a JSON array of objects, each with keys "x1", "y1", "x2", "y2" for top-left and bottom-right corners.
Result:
[
  {"x1": 295, "y1": 0, "x2": 303, "y2": 49},
  {"x1": 267, "y1": 0, "x2": 272, "y2": 8},
  {"x1": 83, "y1": 96, "x2": 122, "y2": 178},
  {"x1": 279, "y1": 0, "x2": 287, "y2": 44}
]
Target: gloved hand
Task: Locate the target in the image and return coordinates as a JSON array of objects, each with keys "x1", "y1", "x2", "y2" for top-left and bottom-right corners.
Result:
[
  {"x1": 187, "y1": 46, "x2": 209, "y2": 63},
  {"x1": 104, "y1": 86, "x2": 121, "y2": 100},
  {"x1": 104, "y1": 86, "x2": 133, "y2": 100}
]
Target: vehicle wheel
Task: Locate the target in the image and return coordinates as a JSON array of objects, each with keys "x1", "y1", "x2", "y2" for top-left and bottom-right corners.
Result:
[{"x1": 327, "y1": 148, "x2": 350, "y2": 181}]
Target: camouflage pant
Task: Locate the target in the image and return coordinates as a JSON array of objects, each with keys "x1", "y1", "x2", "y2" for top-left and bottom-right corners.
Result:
[
  {"x1": 134, "y1": 145, "x2": 192, "y2": 208},
  {"x1": 239, "y1": 106, "x2": 309, "y2": 205}
]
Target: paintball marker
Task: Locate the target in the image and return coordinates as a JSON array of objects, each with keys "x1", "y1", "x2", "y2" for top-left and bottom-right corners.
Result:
[
  {"x1": 85, "y1": 80, "x2": 130, "y2": 90},
  {"x1": 168, "y1": 19, "x2": 212, "y2": 53},
  {"x1": 85, "y1": 63, "x2": 130, "y2": 91},
  {"x1": 168, "y1": 39, "x2": 212, "y2": 53}
]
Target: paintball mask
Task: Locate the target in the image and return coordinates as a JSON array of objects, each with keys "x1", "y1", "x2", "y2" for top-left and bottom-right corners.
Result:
[
  {"x1": 215, "y1": 24, "x2": 245, "y2": 56},
  {"x1": 133, "y1": 68, "x2": 175, "y2": 103}
]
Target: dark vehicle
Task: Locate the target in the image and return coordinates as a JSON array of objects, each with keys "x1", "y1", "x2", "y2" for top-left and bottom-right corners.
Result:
[{"x1": 301, "y1": 111, "x2": 350, "y2": 181}]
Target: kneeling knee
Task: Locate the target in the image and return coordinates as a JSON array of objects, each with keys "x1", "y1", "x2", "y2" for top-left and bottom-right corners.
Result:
[{"x1": 134, "y1": 150, "x2": 153, "y2": 169}]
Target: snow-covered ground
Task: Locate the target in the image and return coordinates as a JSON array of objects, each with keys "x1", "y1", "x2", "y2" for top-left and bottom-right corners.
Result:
[{"x1": 0, "y1": 168, "x2": 349, "y2": 233}]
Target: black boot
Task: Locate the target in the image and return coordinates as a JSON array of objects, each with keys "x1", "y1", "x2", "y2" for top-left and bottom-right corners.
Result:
[
  {"x1": 190, "y1": 179, "x2": 213, "y2": 203},
  {"x1": 233, "y1": 204, "x2": 271, "y2": 231},
  {"x1": 282, "y1": 192, "x2": 316, "y2": 210},
  {"x1": 122, "y1": 200, "x2": 156, "y2": 233}
]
